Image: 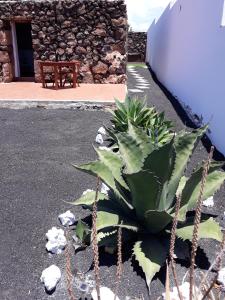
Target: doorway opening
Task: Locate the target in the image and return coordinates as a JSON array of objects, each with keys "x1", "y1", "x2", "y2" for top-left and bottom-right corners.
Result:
[{"x1": 11, "y1": 21, "x2": 34, "y2": 80}]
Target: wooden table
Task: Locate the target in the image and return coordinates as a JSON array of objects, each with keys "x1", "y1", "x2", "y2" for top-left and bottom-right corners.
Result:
[{"x1": 39, "y1": 61, "x2": 81, "y2": 89}]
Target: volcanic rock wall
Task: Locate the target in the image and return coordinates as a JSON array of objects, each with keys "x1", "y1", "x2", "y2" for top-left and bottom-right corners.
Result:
[
  {"x1": 128, "y1": 31, "x2": 147, "y2": 62},
  {"x1": 0, "y1": 0, "x2": 127, "y2": 83}
]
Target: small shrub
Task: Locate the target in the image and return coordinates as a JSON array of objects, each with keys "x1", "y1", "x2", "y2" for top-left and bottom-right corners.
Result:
[
  {"x1": 107, "y1": 97, "x2": 173, "y2": 148},
  {"x1": 71, "y1": 124, "x2": 225, "y2": 290}
]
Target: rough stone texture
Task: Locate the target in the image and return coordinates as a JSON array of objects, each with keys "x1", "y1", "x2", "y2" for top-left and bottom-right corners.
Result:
[
  {"x1": 128, "y1": 31, "x2": 147, "y2": 62},
  {"x1": 0, "y1": 0, "x2": 128, "y2": 83}
]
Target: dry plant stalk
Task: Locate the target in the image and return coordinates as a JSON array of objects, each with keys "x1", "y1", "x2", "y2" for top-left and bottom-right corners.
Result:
[
  {"x1": 165, "y1": 260, "x2": 171, "y2": 300},
  {"x1": 92, "y1": 177, "x2": 101, "y2": 300},
  {"x1": 201, "y1": 232, "x2": 225, "y2": 300},
  {"x1": 189, "y1": 146, "x2": 214, "y2": 300},
  {"x1": 169, "y1": 194, "x2": 183, "y2": 300},
  {"x1": 65, "y1": 229, "x2": 76, "y2": 300},
  {"x1": 114, "y1": 225, "x2": 123, "y2": 300}
]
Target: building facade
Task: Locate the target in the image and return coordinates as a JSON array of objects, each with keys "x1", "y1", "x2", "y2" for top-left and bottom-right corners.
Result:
[{"x1": 0, "y1": 0, "x2": 127, "y2": 84}]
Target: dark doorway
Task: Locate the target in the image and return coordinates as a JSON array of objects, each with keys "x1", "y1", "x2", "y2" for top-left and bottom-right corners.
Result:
[{"x1": 16, "y1": 22, "x2": 34, "y2": 77}]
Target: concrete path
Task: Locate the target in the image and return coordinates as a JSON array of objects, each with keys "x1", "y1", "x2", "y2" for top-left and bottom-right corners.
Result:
[{"x1": 0, "y1": 82, "x2": 126, "y2": 103}]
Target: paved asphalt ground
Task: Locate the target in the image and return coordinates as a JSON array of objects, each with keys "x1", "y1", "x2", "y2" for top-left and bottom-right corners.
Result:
[{"x1": 0, "y1": 65, "x2": 225, "y2": 299}]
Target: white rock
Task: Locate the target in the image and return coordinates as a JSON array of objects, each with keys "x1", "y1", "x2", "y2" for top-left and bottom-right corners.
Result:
[
  {"x1": 58, "y1": 210, "x2": 76, "y2": 227},
  {"x1": 95, "y1": 133, "x2": 104, "y2": 144},
  {"x1": 218, "y1": 268, "x2": 225, "y2": 287},
  {"x1": 82, "y1": 189, "x2": 94, "y2": 195},
  {"x1": 203, "y1": 196, "x2": 214, "y2": 207},
  {"x1": 45, "y1": 227, "x2": 67, "y2": 254},
  {"x1": 101, "y1": 183, "x2": 110, "y2": 194},
  {"x1": 99, "y1": 146, "x2": 111, "y2": 152},
  {"x1": 91, "y1": 287, "x2": 120, "y2": 300},
  {"x1": 40, "y1": 265, "x2": 61, "y2": 292},
  {"x1": 98, "y1": 126, "x2": 106, "y2": 135},
  {"x1": 162, "y1": 282, "x2": 202, "y2": 300}
]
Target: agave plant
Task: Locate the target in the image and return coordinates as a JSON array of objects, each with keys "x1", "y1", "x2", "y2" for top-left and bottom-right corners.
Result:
[
  {"x1": 108, "y1": 97, "x2": 173, "y2": 147},
  {"x1": 71, "y1": 123, "x2": 225, "y2": 289}
]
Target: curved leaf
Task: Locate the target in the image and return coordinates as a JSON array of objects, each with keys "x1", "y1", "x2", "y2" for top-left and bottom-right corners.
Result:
[
  {"x1": 167, "y1": 126, "x2": 207, "y2": 206},
  {"x1": 70, "y1": 191, "x2": 107, "y2": 206},
  {"x1": 133, "y1": 237, "x2": 167, "y2": 288},
  {"x1": 179, "y1": 162, "x2": 225, "y2": 220},
  {"x1": 96, "y1": 147, "x2": 128, "y2": 190},
  {"x1": 96, "y1": 211, "x2": 139, "y2": 232},
  {"x1": 116, "y1": 132, "x2": 144, "y2": 174},
  {"x1": 74, "y1": 161, "x2": 133, "y2": 210},
  {"x1": 125, "y1": 171, "x2": 161, "y2": 218},
  {"x1": 127, "y1": 122, "x2": 154, "y2": 157},
  {"x1": 144, "y1": 138, "x2": 175, "y2": 210},
  {"x1": 175, "y1": 216, "x2": 222, "y2": 242},
  {"x1": 74, "y1": 161, "x2": 115, "y2": 190},
  {"x1": 144, "y1": 210, "x2": 173, "y2": 233}
]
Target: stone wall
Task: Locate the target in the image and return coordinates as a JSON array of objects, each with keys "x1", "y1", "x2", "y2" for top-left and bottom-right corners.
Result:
[
  {"x1": 128, "y1": 31, "x2": 147, "y2": 62},
  {"x1": 0, "y1": 20, "x2": 13, "y2": 82},
  {"x1": 0, "y1": 0, "x2": 127, "y2": 83}
]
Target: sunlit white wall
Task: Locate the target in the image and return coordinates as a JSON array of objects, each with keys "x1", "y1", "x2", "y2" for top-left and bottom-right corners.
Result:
[{"x1": 146, "y1": 0, "x2": 225, "y2": 155}]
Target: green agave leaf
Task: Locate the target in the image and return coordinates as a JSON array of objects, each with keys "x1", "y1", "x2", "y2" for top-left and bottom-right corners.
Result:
[
  {"x1": 116, "y1": 132, "x2": 145, "y2": 174},
  {"x1": 76, "y1": 220, "x2": 90, "y2": 242},
  {"x1": 74, "y1": 161, "x2": 115, "y2": 190},
  {"x1": 144, "y1": 138, "x2": 175, "y2": 210},
  {"x1": 133, "y1": 237, "x2": 167, "y2": 288},
  {"x1": 96, "y1": 211, "x2": 139, "y2": 232},
  {"x1": 175, "y1": 216, "x2": 222, "y2": 242},
  {"x1": 179, "y1": 162, "x2": 225, "y2": 221},
  {"x1": 167, "y1": 126, "x2": 208, "y2": 206},
  {"x1": 144, "y1": 210, "x2": 173, "y2": 234},
  {"x1": 97, "y1": 229, "x2": 118, "y2": 245},
  {"x1": 125, "y1": 171, "x2": 161, "y2": 219},
  {"x1": 74, "y1": 161, "x2": 133, "y2": 210},
  {"x1": 96, "y1": 147, "x2": 128, "y2": 190},
  {"x1": 70, "y1": 191, "x2": 107, "y2": 206},
  {"x1": 176, "y1": 176, "x2": 188, "y2": 197},
  {"x1": 127, "y1": 122, "x2": 154, "y2": 158}
]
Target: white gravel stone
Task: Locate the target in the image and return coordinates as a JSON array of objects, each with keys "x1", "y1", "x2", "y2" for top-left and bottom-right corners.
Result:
[
  {"x1": 58, "y1": 210, "x2": 76, "y2": 227},
  {"x1": 45, "y1": 227, "x2": 67, "y2": 254},
  {"x1": 40, "y1": 265, "x2": 61, "y2": 292},
  {"x1": 101, "y1": 183, "x2": 110, "y2": 194},
  {"x1": 128, "y1": 89, "x2": 144, "y2": 93},
  {"x1": 203, "y1": 196, "x2": 214, "y2": 207},
  {"x1": 136, "y1": 86, "x2": 150, "y2": 90},
  {"x1": 98, "y1": 126, "x2": 106, "y2": 135},
  {"x1": 92, "y1": 287, "x2": 120, "y2": 300},
  {"x1": 162, "y1": 282, "x2": 201, "y2": 300},
  {"x1": 218, "y1": 268, "x2": 225, "y2": 288},
  {"x1": 82, "y1": 189, "x2": 94, "y2": 195},
  {"x1": 95, "y1": 133, "x2": 104, "y2": 144}
]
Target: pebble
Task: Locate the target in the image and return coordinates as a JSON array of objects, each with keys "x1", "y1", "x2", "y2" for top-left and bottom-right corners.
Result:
[
  {"x1": 203, "y1": 196, "x2": 214, "y2": 207},
  {"x1": 92, "y1": 286, "x2": 120, "y2": 300},
  {"x1": 218, "y1": 268, "x2": 225, "y2": 289},
  {"x1": 45, "y1": 227, "x2": 67, "y2": 254},
  {"x1": 101, "y1": 183, "x2": 110, "y2": 194},
  {"x1": 58, "y1": 210, "x2": 76, "y2": 226},
  {"x1": 95, "y1": 133, "x2": 104, "y2": 144},
  {"x1": 98, "y1": 126, "x2": 106, "y2": 135},
  {"x1": 40, "y1": 265, "x2": 61, "y2": 292},
  {"x1": 162, "y1": 282, "x2": 202, "y2": 300}
]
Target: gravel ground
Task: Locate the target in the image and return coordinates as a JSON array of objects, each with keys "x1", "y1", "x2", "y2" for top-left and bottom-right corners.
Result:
[{"x1": 0, "y1": 65, "x2": 224, "y2": 300}]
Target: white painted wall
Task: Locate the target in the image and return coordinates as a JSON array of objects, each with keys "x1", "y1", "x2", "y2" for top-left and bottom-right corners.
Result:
[{"x1": 146, "y1": 0, "x2": 225, "y2": 155}]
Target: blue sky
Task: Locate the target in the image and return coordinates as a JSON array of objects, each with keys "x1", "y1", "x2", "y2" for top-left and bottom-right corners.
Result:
[{"x1": 125, "y1": 0, "x2": 172, "y2": 31}]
